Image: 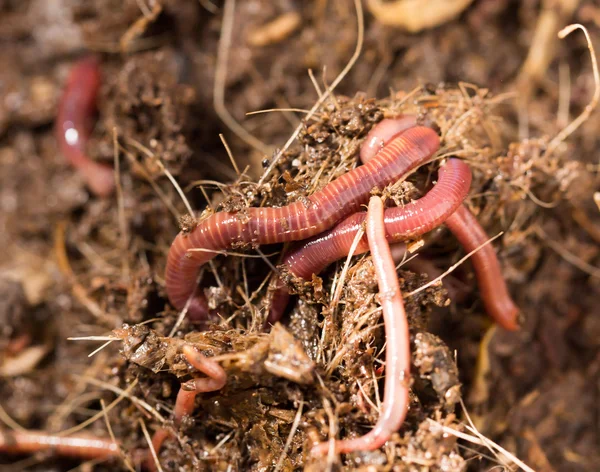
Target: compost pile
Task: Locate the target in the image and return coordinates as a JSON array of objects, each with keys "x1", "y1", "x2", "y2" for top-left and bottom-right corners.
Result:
[{"x1": 1, "y1": 1, "x2": 599, "y2": 471}]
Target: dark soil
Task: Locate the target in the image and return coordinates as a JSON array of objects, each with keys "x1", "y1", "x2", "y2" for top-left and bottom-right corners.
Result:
[{"x1": 1, "y1": 1, "x2": 599, "y2": 471}]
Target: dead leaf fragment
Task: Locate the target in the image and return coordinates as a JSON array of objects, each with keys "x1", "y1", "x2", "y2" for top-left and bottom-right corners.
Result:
[{"x1": 367, "y1": 0, "x2": 474, "y2": 32}]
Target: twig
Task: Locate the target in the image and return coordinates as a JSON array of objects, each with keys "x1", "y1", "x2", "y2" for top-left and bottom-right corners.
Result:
[
  {"x1": 258, "y1": 0, "x2": 364, "y2": 185},
  {"x1": 88, "y1": 340, "x2": 114, "y2": 358},
  {"x1": 54, "y1": 221, "x2": 115, "y2": 323},
  {"x1": 100, "y1": 399, "x2": 135, "y2": 472},
  {"x1": 405, "y1": 232, "x2": 503, "y2": 298},
  {"x1": 125, "y1": 137, "x2": 195, "y2": 219},
  {"x1": 135, "y1": 0, "x2": 152, "y2": 18},
  {"x1": 0, "y1": 403, "x2": 27, "y2": 432},
  {"x1": 198, "y1": 0, "x2": 219, "y2": 14},
  {"x1": 219, "y1": 134, "x2": 240, "y2": 176},
  {"x1": 459, "y1": 397, "x2": 503, "y2": 468},
  {"x1": 119, "y1": 144, "x2": 181, "y2": 221},
  {"x1": 78, "y1": 376, "x2": 166, "y2": 423},
  {"x1": 186, "y1": 248, "x2": 278, "y2": 258},
  {"x1": 57, "y1": 381, "x2": 137, "y2": 437},
  {"x1": 307, "y1": 69, "x2": 323, "y2": 97},
  {"x1": 214, "y1": 0, "x2": 271, "y2": 155},
  {"x1": 68, "y1": 336, "x2": 120, "y2": 341},
  {"x1": 547, "y1": 24, "x2": 600, "y2": 156},
  {"x1": 139, "y1": 418, "x2": 164, "y2": 472},
  {"x1": 167, "y1": 286, "x2": 195, "y2": 338},
  {"x1": 113, "y1": 129, "x2": 130, "y2": 282},
  {"x1": 427, "y1": 419, "x2": 535, "y2": 472},
  {"x1": 273, "y1": 401, "x2": 304, "y2": 472},
  {"x1": 536, "y1": 227, "x2": 600, "y2": 278},
  {"x1": 557, "y1": 61, "x2": 571, "y2": 128},
  {"x1": 208, "y1": 430, "x2": 234, "y2": 455},
  {"x1": 330, "y1": 225, "x2": 365, "y2": 311},
  {"x1": 246, "y1": 107, "x2": 313, "y2": 116}
]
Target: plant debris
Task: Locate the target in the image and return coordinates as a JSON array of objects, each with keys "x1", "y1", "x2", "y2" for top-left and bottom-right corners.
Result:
[{"x1": 1, "y1": 1, "x2": 599, "y2": 471}]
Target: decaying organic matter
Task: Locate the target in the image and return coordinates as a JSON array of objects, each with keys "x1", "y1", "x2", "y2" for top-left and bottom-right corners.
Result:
[{"x1": 1, "y1": 1, "x2": 600, "y2": 471}]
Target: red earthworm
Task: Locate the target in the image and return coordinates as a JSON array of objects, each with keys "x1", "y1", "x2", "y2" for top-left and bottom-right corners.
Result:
[
  {"x1": 166, "y1": 126, "x2": 440, "y2": 316},
  {"x1": 0, "y1": 429, "x2": 119, "y2": 459},
  {"x1": 444, "y1": 206, "x2": 519, "y2": 331},
  {"x1": 363, "y1": 118, "x2": 519, "y2": 330},
  {"x1": 282, "y1": 158, "x2": 471, "y2": 281},
  {"x1": 149, "y1": 345, "x2": 226, "y2": 462},
  {"x1": 268, "y1": 158, "x2": 471, "y2": 323},
  {"x1": 55, "y1": 57, "x2": 115, "y2": 197},
  {"x1": 173, "y1": 345, "x2": 227, "y2": 421},
  {"x1": 359, "y1": 115, "x2": 423, "y2": 262},
  {"x1": 364, "y1": 119, "x2": 518, "y2": 330},
  {"x1": 360, "y1": 115, "x2": 417, "y2": 163},
  {"x1": 312, "y1": 196, "x2": 411, "y2": 455}
]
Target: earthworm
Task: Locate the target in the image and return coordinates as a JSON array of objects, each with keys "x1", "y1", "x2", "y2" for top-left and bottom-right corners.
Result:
[
  {"x1": 360, "y1": 116, "x2": 417, "y2": 163},
  {"x1": 268, "y1": 158, "x2": 471, "y2": 323},
  {"x1": 364, "y1": 118, "x2": 519, "y2": 330},
  {"x1": 173, "y1": 345, "x2": 227, "y2": 421},
  {"x1": 150, "y1": 345, "x2": 226, "y2": 462},
  {"x1": 281, "y1": 158, "x2": 471, "y2": 281},
  {"x1": 0, "y1": 429, "x2": 119, "y2": 459},
  {"x1": 359, "y1": 115, "x2": 425, "y2": 263},
  {"x1": 166, "y1": 126, "x2": 440, "y2": 315},
  {"x1": 312, "y1": 196, "x2": 411, "y2": 454},
  {"x1": 56, "y1": 57, "x2": 115, "y2": 197},
  {"x1": 444, "y1": 206, "x2": 519, "y2": 331}
]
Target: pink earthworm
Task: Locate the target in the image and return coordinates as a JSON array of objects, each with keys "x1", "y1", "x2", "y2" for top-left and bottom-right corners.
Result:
[
  {"x1": 166, "y1": 126, "x2": 440, "y2": 316},
  {"x1": 444, "y1": 206, "x2": 519, "y2": 331},
  {"x1": 360, "y1": 116, "x2": 417, "y2": 163},
  {"x1": 149, "y1": 345, "x2": 226, "y2": 463},
  {"x1": 173, "y1": 345, "x2": 227, "y2": 422},
  {"x1": 281, "y1": 158, "x2": 471, "y2": 281},
  {"x1": 312, "y1": 195, "x2": 411, "y2": 455},
  {"x1": 363, "y1": 118, "x2": 519, "y2": 330},
  {"x1": 268, "y1": 158, "x2": 471, "y2": 323},
  {"x1": 360, "y1": 115, "x2": 430, "y2": 262},
  {"x1": 0, "y1": 429, "x2": 119, "y2": 459},
  {"x1": 55, "y1": 57, "x2": 115, "y2": 197}
]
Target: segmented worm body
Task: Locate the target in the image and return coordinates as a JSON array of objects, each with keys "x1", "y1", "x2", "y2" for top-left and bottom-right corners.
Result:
[
  {"x1": 166, "y1": 127, "x2": 440, "y2": 314},
  {"x1": 445, "y1": 206, "x2": 519, "y2": 330},
  {"x1": 149, "y1": 345, "x2": 226, "y2": 465},
  {"x1": 173, "y1": 345, "x2": 227, "y2": 421},
  {"x1": 268, "y1": 157, "x2": 471, "y2": 323},
  {"x1": 0, "y1": 429, "x2": 119, "y2": 459},
  {"x1": 156, "y1": 115, "x2": 519, "y2": 460},
  {"x1": 361, "y1": 118, "x2": 519, "y2": 330},
  {"x1": 56, "y1": 57, "x2": 115, "y2": 197},
  {"x1": 282, "y1": 158, "x2": 472, "y2": 280},
  {"x1": 360, "y1": 116, "x2": 417, "y2": 163},
  {"x1": 312, "y1": 196, "x2": 411, "y2": 454}
]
